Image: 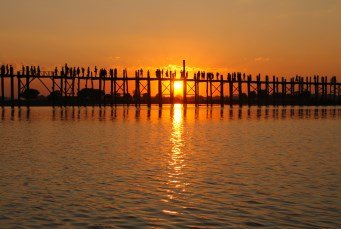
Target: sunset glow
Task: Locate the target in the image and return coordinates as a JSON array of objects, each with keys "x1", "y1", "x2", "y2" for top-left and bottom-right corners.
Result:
[
  {"x1": 0, "y1": 0, "x2": 340, "y2": 227},
  {"x1": 0, "y1": 0, "x2": 339, "y2": 78},
  {"x1": 174, "y1": 81, "x2": 183, "y2": 96}
]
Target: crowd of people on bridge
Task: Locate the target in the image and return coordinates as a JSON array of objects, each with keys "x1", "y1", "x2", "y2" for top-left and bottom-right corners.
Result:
[
  {"x1": 1, "y1": 63, "x2": 232, "y2": 82},
  {"x1": 0, "y1": 64, "x2": 14, "y2": 76}
]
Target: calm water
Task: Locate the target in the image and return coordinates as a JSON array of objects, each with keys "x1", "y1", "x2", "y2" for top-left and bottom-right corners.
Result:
[{"x1": 0, "y1": 105, "x2": 340, "y2": 228}]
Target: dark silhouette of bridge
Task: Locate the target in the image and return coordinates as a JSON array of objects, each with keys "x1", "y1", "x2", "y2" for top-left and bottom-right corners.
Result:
[{"x1": 1, "y1": 60, "x2": 340, "y2": 108}]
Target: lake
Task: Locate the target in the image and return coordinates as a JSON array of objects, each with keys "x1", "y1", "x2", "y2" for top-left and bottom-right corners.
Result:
[{"x1": 0, "y1": 105, "x2": 340, "y2": 227}]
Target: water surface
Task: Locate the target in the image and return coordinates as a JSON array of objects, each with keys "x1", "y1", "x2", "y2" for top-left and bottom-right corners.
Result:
[{"x1": 0, "y1": 106, "x2": 340, "y2": 227}]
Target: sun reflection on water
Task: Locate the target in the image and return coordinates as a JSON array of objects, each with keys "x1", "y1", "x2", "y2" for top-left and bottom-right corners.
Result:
[{"x1": 163, "y1": 104, "x2": 188, "y2": 215}]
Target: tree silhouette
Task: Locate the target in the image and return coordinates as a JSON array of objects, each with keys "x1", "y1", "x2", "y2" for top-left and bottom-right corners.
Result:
[{"x1": 20, "y1": 89, "x2": 40, "y2": 99}]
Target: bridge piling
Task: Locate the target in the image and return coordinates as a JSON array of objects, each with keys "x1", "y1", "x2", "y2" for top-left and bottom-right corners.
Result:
[
  {"x1": 220, "y1": 75, "x2": 224, "y2": 107},
  {"x1": 10, "y1": 71, "x2": 14, "y2": 109},
  {"x1": 17, "y1": 72, "x2": 21, "y2": 108}
]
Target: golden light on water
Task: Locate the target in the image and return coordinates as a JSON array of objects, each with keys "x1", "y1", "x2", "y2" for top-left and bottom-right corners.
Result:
[
  {"x1": 163, "y1": 104, "x2": 187, "y2": 215},
  {"x1": 169, "y1": 104, "x2": 184, "y2": 187}
]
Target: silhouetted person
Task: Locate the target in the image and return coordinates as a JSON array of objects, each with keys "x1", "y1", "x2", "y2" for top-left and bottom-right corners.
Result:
[
  {"x1": 9, "y1": 65, "x2": 13, "y2": 75},
  {"x1": 81, "y1": 67, "x2": 85, "y2": 76},
  {"x1": 77, "y1": 67, "x2": 80, "y2": 77},
  {"x1": 65, "y1": 64, "x2": 69, "y2": 76},
  {"x1": 26, "y1": 66, "x2": 30, "y2": 76},
  {"x1": 37, "y1": 66, "x2": 41, "y2": 76},
  {"x1": 87, "y1": 67, "x2": 90, "y2": 77},
  {"x1": 94, "y1": 66, "x2": 98, "y2": 77},
  {"x1": 54, "y1": 67, "x2": 58, "y2": 76},
  {"x1": 1, "y1": 65, "x2": 5, "y2": 75},
  {"x1": 114, "y1": 68, "x2": 117, "y2": 78},
  {"x1": 6, "y1": 65, "x2": 9, "y2": 75}
]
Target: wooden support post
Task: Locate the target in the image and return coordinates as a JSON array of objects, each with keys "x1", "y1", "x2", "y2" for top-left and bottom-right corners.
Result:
[
  {"x1": 1, "y1": 71, "x2": 4, "y2": 108},
  {"x1": 257, "y1": 74, "x2": 261, "y2": 106},
  {"x1": 10, "y1": 72, "x2": 14, "y2": 108},
  {"x1": 321, "y1": 77, "x2": 325, "y2": 99},
  {"x1": 272, "y1": 76, "x2": 276, "y2": 105},
  {"x1": 52, "y1": 73, "x2": 55, "y2": 108},
  {"x1": 64, "y1": 74, "x2": 67, "y2": 107},
  {"x1": 333, "y1": 77, "x2": 337, "y2": 103},
  {"x1": 60, "y1": 74, "x2": 63, "y2": 107},
  {"x1": 195, "y1": 74, "x2": 198, "y2": 106},
  {"x1": 238, "y1": 73, "x2": 242, "y2": 106},
  {"x1": 26, "y1": 74, "x2": 30, "y2": 109},
  {"x1": 72, "y1": 76, "x2": 75, "y2": 106},
  {"x1": 272, "y1": 76, "x2": 276, "y2": 94},
  {"x1": 206, "y1": 74, "x2": 209, "y2": 106},
  {"x1": 274, "y1": 77, "x2": 278, "y2": 105},
  {"x1": 314, "y1": 76, "x2": 319, "y2": 100},
  {"x1": 103, "y1": 73, "x2": 106, "y2": 106},
  {"x1": 147, "y1": 71, "x2": 151, "y2": 107},
  {"x1": 183, "y1": 77, "x2": 187, "y2": 105},
  {"x1": 247, "y1": 75, "x2": 251, "y2": 105},
  {"x1": 123, "y1": 70, "x2": 126, "y2": 104},
  {"x1": 183, "y1": 60, "x2": 187, "y2": 105},
  {"x1": 329, "y1": 77, "x2": 332, "y2": 99},
  {"x1": 91, "y1": 73, "x2": 94, "y2": 90},
  {"x1": 290, "y1": 78, "x2": 294, "y2": 96},
  {"x1": 135, "y1": 71, "x2": 140, "y2": 107},
  {"x1": 125, "y1": 70, "x2": 129, "y2": 105},
  {"x1": 17, "y1": 73, "x2": 21, "y2": 108},
  {"x1": 114, "y1": 69, "x2": 117, "y2": 106},
  {"x1": 134, "y1": 71, "x2": 137, "y2": 106},
  {"x1": 220, "y1": 75, "x2": 224, "y2": 107},
  {"x1": 170, "y1": 72, "x2": 174, "y2": 105},
  {"x1": 325, "y1": 76, "x2": 328, "y2": 98},
  {"x1": 209, "y1": 77, "x2": 213, "y2": 105},
  {"x1": 77, "y1": 75, "x2": 80, "y2": 106},
  {"x1": 281, "y1": 77, "x2": 286, "y2": 105},
  {"x1": 265, "y1": 75, "x2": 269, "y2": 106},
  {"x1": 110, "y1": 70, "x2": 114, "y2": 106},
  {"x1": 158, "y1": 73, "x2": 162, "y2": 107},
  {"x1": 99, "y1": 72, "x2": 102, "y2": 107},
  {"x1": 228, "y1": 73, "x2": 233, "y2": 107}
]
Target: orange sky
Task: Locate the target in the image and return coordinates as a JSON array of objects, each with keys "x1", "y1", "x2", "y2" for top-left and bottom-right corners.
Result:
[{"x1": 0, "y1": 0, "x2": 340, "y2": 79}]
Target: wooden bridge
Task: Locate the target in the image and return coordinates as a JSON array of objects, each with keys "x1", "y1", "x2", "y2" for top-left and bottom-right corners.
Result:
[{"x1": 0, "y1": 60, "x2": 340, "y2": 108}]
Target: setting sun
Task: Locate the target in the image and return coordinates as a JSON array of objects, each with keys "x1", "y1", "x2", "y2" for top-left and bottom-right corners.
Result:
[{"x1": 174, "y1": 81, "x2": 183, "y2": 96}]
